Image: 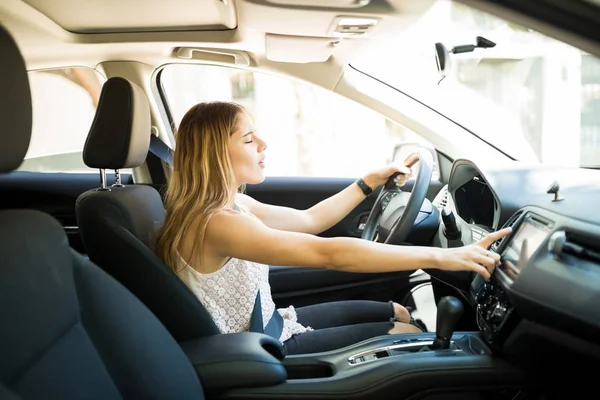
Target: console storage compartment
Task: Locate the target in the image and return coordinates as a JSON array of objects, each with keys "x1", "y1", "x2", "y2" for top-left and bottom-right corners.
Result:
[{"x1": 179, "y1": 332, "x2": 287, "y2": 392}]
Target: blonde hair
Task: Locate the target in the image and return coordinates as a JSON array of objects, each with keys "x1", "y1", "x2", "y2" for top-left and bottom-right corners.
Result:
[{"x1": 155, "y1": 101, "x2": 245, "y2": 271}]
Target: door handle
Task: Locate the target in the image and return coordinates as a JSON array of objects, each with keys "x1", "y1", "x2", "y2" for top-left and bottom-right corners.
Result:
[{"x1": 63, "y1": 226, "x2": 79, "y2": 234}]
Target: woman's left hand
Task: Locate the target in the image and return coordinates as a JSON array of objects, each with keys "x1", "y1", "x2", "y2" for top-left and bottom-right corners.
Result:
[{"x1": 362, "y1": 163, "x2": 412, "y2": 189}]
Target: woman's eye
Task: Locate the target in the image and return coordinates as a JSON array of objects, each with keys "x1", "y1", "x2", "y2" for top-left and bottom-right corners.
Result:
[{"x1": 245, "y1": 141, "x2": 253, "y2": 144}]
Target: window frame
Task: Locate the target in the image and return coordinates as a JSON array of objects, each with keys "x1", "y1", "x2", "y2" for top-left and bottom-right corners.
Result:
[
  {"x1": 17, "y1": 66, "x2": 135, "y2": 175},
  {"x1": 154, "y1": 62, "x2": 442, "y2": 180}
]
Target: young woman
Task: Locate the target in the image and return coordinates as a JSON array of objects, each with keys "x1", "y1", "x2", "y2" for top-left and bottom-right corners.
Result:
[{"x1": 155, "y1": 101, "x2": 511, "y2": 355}]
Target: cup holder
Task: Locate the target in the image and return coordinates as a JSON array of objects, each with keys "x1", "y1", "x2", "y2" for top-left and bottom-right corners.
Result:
[{"x1": 284, "y1": 361, "x2": 334, "y2": 380}]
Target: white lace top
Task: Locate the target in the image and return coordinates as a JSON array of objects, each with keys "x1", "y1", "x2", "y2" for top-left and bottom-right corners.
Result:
[{"x1": 176, "y1": 255, "x2": 313, "y2": 343}]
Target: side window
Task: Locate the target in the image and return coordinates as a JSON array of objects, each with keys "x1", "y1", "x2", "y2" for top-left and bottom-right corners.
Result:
[
  {"x1": 159, "y1": 64, "x2": 439, "y2": 179},
  {"x1": 19, "y1": 68, "x2": 132, "y2": 174}
]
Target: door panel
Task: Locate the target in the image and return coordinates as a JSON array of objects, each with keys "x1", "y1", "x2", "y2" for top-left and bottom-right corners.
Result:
[
  {"x1": 246, "y1": 176, "x2": 444, "y2": 307},
  {"x1": 247, "y1": 177, "x2": 374, "y2": 238},
  {"x1": 0, "y1": 171, "x2": 133, "y2": 254},
  {"x1": 269, "y1": 266, "x2": 430, "y2": 308}
]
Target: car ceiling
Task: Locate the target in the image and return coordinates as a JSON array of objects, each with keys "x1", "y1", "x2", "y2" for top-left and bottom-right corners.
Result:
[
  {"x1": 2, "y1": 0, "x2": 600, "y2": 104},
  {"x1": 0, "y1": 0, "x2": 434, "y2": 88}
]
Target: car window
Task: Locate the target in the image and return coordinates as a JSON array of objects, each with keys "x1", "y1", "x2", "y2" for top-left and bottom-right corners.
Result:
[
  {"x1": 159, "y1": 64, "x2": 439, "y2": 179},
  {"x1": 18, "y1": 67, "x2": 132, "y2": 174},
  {"x1": 352, "y1": 0, "x2": 600, "y2": 168}
]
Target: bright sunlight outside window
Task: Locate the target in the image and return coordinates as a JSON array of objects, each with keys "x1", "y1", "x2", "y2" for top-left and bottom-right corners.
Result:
[
  {"x1": 159, "y1": 64, "x2": 438, "y2": 178},
  {"x1": 352, "y1": 0, "x2": 600, "y2": 168}
]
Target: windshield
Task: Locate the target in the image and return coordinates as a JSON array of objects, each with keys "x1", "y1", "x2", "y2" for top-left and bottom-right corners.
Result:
[{"x1": 352, "y1": 0, "x2": 600, "y2": 168}]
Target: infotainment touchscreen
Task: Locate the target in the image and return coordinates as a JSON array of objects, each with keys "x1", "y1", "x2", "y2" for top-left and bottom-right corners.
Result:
[{"x1": 500, "y1": 217, "x2": 551, "y2": 278}]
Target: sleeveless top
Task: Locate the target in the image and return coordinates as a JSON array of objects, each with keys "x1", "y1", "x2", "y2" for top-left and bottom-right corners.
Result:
[{"x1": 176, "y1": 254, "x2": 313, "y2": 343}]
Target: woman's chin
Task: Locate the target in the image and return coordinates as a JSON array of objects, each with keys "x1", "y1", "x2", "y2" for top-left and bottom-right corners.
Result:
[{"x1": 247, "y1": 174, "x2": 266, "y2": 185}]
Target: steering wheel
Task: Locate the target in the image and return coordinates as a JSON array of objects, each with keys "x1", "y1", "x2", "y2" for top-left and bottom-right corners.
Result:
[{"x1": 361, "y1": 147, "x2": 434, "y2": 245}]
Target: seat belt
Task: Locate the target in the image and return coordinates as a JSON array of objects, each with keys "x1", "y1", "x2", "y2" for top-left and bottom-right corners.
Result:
[
  {"x1": 249, "y1": 290, "x2": 284, "y2": 340},
  {"x1": 147, "y1": 135, "x2": 173, "y2": 188},
  {"x1": 149, "y1": 134, "x2": 173, "y2": 165}
]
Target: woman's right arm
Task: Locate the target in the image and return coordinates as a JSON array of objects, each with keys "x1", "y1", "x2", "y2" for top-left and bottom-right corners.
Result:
[{"x1": 206, "y1": 210, "x2": 511, "y2": 280}]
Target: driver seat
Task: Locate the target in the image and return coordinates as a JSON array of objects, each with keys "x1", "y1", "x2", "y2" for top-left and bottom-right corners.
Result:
[
  {"x1": 75, "y1": 77, "x2": 220, "y2": 341},
  {"x1": 0, "y1": 25, "x2": 205, "y2": 399}
]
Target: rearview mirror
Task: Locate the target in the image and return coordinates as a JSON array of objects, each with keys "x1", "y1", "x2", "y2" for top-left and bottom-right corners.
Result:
[
  {"x1": 435, "y1": 42, "x2": 451, "y2": 78},
  {"x1": 434, "y1": 37, "x2": 496, "y2": 81}
]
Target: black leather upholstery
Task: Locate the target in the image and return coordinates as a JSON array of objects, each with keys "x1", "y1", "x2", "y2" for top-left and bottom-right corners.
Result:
[
  {"x1": 76, "y1": 77, "x2": 220, "y2": 341},
  {"x1": 83, "y1": 77, "x2": 151, "y2": 170},
  {"x1": 76, "y1": 186, "x2": 220, "y2": 341},
  {"x1": 78, "y1": 185, "x2": 165, "y2": 247},
  {"x1": 180, "y1": 332, "x2": 287, "y2": 392},
  {"x1": 0, "y1": 26, "x2": 31, "y2": 172},
  {"x1": 0, "y1": 26, "x2": 205, "y2": 399}
]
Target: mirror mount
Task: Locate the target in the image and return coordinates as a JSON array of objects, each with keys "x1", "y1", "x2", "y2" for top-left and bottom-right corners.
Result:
[{"x1": 434, "y1": 36, "x2": 496, "y2": 81}]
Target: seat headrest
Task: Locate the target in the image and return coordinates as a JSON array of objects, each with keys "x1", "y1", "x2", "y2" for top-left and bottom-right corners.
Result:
[
  {"x1": 0, "y1": 26, "x2": 32, "y2": 173},
  {"x1": 83, "y1": 77, "x2": 151, "y2": 170}
]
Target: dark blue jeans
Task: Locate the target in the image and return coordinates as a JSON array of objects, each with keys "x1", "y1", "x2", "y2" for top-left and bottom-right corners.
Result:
[{"x1": 283, "y1": 300, "x2": 396, "y2": 355}]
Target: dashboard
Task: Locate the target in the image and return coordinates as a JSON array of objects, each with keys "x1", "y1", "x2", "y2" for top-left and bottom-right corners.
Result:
[{"x1": 430, "y1": 159, "x2": 600, "y2": 364}]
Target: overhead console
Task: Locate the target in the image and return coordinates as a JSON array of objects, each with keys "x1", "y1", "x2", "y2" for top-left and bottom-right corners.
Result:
[
  {"x1": 471, "y1": 205, "x2": 600, "y2": 353},
  {"x1": 238, "y1": 0, "x2": 437, "y2": 64}
]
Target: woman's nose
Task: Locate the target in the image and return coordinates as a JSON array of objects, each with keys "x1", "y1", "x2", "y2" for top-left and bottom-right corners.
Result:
[{"x1": 258, "y1": 137, "x2": 267, "y2": 152}]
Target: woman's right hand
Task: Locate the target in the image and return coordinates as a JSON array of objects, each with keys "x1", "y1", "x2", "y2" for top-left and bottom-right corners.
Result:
[{"x1": 439, "y1": 227, "x2": 513, "y2": 280}]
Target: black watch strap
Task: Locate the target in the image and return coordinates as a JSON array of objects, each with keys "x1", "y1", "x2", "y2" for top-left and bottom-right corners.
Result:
[{"x1": 355, "y1": 177, "x2": 373, "y2": 196}]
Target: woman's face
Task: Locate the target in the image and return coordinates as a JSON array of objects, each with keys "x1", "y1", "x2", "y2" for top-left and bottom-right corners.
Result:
[{"x1": 229, "y1": 112, "x2": 267, "y2": 186}]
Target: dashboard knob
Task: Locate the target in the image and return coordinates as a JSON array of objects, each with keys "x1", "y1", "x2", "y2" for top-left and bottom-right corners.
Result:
[
  {"x1": 475, "y1": 282, "x2": 492, "y2": 304},
  {"x1": 490, "y1": 303, "x2": 507, "y2": 324}
]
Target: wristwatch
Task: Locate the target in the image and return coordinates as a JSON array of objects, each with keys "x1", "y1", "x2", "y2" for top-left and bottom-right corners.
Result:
[{"x1": 355, "y1": 177, "x2": 373, "y2": 196}]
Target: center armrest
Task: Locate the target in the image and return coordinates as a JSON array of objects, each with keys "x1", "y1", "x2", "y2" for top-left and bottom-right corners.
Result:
[{"x1": 179, "y1": 332, "x2": 287, "y2": 391}]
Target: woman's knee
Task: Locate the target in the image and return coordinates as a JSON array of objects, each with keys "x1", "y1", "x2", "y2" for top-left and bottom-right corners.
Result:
[
  {"x1": 388, "y1": 321, "x2": 422, "y2": 334},
  {"x1": 392, "y1": 302, "x2": 411, "y2": 323}
]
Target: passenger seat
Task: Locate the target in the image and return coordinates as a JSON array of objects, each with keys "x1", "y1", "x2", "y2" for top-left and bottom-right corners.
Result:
[
  {"x1": 0, "y1": 25, "x2": 206, "y2": 400},
  {"x1": 75, "y1": 77, "x2": 220, "y2": 341}
]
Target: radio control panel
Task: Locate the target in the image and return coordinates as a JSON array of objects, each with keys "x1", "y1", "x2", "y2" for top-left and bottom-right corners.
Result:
[{"x1": 474, "y1": 279, "x2": 513, "y2": 345}]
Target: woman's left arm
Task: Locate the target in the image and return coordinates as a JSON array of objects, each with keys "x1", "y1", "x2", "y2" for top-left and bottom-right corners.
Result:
[{"x1": 239, "y1": 162, "x2": 412, "y2": 235}]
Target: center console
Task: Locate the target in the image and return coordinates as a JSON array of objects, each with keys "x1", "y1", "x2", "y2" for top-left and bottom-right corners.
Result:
[
  {"x1": 471, "y1": 210, "x2": 554, "y2": 347},
  {"x1": 182, "y1": 294, "x2": 527, "y2": 399}
]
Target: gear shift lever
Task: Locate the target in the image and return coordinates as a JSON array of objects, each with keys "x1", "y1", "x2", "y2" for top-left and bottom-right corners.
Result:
[{"x1": 431, "y1": 296, "x2": 464, "y2": 350}]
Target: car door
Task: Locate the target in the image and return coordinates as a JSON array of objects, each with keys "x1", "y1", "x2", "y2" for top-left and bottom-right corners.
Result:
[{"x1": 0, "y1": 171, "x2": 133, "y2": 254}]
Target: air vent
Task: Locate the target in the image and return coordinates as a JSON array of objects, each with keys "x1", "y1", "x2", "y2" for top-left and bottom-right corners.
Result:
[
  {"x1": 434, "y1": 187, "x2": 448, "y2": 210},
  {"x1": 561, "y1": 232, "x2": 600, "y2": 264},
  {"x1": 439, "y1": 189, "x2": 448, "y2": 208}
]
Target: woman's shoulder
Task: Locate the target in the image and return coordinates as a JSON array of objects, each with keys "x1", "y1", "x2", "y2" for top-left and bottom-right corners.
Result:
[
  {"x1": 205, "y1": 206, "x2": 266, "y2": 254},
  {"x1": 208, "y1": 207, "x2": 253, "y2": 231}
]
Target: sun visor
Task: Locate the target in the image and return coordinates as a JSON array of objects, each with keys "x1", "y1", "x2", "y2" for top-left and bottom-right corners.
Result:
[{"x1": 265, "y1": 34, "x2": 339, "y2": 63}]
